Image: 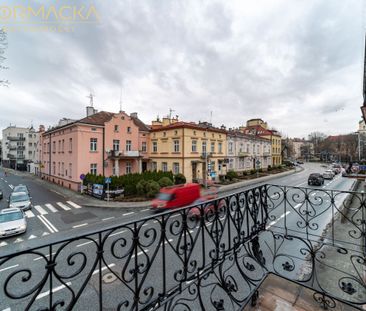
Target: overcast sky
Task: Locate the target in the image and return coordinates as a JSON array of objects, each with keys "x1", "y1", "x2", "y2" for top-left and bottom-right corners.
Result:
[{"x1": 0, "y1": 0, "x2": 365, "y2": 138}]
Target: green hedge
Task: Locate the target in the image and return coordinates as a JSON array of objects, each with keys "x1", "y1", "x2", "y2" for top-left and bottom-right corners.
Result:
[{"x1": 83, "y1": 171, "x2": 174, "y2": 196}]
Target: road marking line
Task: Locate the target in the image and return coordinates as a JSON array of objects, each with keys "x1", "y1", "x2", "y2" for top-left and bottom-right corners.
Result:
[
  {"x1": 294, "y1": 203, "x2": 302, "y2": 209},
  {"x1": 0, "y1": 264, "x2": 18, "y2": 273},
  {"x1": 123, "y1": 212, "x2": 134, "y2": 216},
  {"x1": 28, "y1": 235, "x2": 37, "y2": 240},
  {"x1": 4, "y1": 180, "x2": 7, "y2": 183},
  {"x1": 67, "y1": 201, "x2": 82, "y2": 209},
  {"x1": 34, "y1": 205, "x2": 48, "y2": 215},
  {"x1": 1, "y1": 307, "x2": 11, "y2": 311},
  {"x1": 39, "y1": 215, "x2": 58, "y2": 233},
  {"x1": 45, "y1": 203, "x2": 58, "y2": 213},
  {"x1": 34, "y1": 252, "x2": 56, "y2": 261},
  {"x1": 9, "y1": 184, "x2": 13, "y2": 189},
  {"x1": 110, "y1": 230, "x2": 126, "y2": 237},
  {"x1": 56, "y1": 202, "x2": 71, "y2": 211},
  {"x1": 37, "y1": 216, "x2": 54, "y2": 233},
  {"x1": 92, "y1": 263, "x2": 116, "y2": 275},
  {"x1": 141, "y1": 208, "x2": 150, "y2": 212},
  {"x1": 73, "y1": 223, "x2": 88, "y2": 228},
  {"x1": 102, "y1": 217, "x2": 115, "y2": 221},
  {"x1": 76, "y1": 241, "x2": 94, "y2": 248},
  {"x1": 0, "y1": 241, "x2": 8, "y2": 247},
  {"x1": 36, "y1": 282, "x2": 72, "y2": 300},
  {"x1": 266, "y1": 211, "x2": 290, "y2": 229},
  {"x1": 42, "y1": 232, "x2": 49, "y2": 236},
  {"x1": 14, "y1": 238, "x2": 24, "y2": 243},
  {"x1": 25, "y1": 210, "x2": 35, "y2": 218}
]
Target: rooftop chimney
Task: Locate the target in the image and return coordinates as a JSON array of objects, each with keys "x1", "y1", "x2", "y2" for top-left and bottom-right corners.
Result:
[
  {"x1": 130, "y1": 112, "x2": 138, "y2": 118},
  {"x1": 86, "y1": 106, "x2": 95, "y2": 117}
]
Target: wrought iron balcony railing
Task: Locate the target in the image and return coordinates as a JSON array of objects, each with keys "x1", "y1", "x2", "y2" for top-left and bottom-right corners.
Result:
[{"x1": 0, "y1": 184, "x2": 365, "y2": 310}]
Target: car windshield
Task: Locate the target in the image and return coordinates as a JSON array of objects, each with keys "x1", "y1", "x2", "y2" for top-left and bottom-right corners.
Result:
[
  {"x1": 156, "y1": 193, "x2": 172, "y2": 201},
  {"x1": 14, "y1": 186, "x2": 27, "y2": 192},
  {"x1": 0, "y1": 212, "x2": 23, "y2": 223},
  {"x1": 10, "y1": 194, "x2": 29, "y2": 202}
]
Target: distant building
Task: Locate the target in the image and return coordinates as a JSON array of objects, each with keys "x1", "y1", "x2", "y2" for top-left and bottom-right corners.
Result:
[
  {"x1": 1, "y1": 125, "x2": 39, "y2": 171},
  {"x1": 227, "y1": 130, "x2": 272, "y2": 172},
  {"x1": 149, "y1": 117, "x2": 227, "y2": 183},
  {"x1": 241, "y1": 118, "x2": 282, "y2": 166},
  {"x1": 39, "y1": 107, "x2": 149, "y2": 191}
]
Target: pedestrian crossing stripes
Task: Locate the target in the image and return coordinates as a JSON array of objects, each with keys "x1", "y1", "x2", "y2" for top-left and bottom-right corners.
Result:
[
  {"x1": 67, "y1": 201, "x2": 81, "y2": 209},
  {"x1": 23, "y1": 201, "x2": 82, "y2": 218},
  {"x1": 45, "y1": 203, "x2": 58, "y2": 213},
  {"x1": 57, "y1": 202, "x2": 71, "y2": 210}
]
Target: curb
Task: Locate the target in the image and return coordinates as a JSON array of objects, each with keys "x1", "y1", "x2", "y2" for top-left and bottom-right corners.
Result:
[{"x1": 216, "y1": 167, "x2": 303, "y2": 193}]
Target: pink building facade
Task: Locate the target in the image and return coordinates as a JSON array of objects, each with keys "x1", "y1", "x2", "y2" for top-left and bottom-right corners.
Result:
[{"x1": 39, "y1": 110, "x2": 150, "y2": 191}]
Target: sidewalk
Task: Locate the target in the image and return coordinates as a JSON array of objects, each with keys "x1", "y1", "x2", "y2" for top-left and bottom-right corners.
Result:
[{"x1": 3, "y1": 167, "x2": 300, "y2": 209}]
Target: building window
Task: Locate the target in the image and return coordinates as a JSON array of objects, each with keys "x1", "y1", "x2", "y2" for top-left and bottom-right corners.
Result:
[
  {"x1": 90, "y1": 138, "x2": 97, "y2": 151},
  {"x1": 61, "y1": 162, "x2": 64, "y2": 175},
  {"x1": 53, "y1": 162, "x2": 56, "y2": 175},
  {"x1": 218, "y1": 142, "x2": 222, "y2": 153},
  {"x1": 58, "y1": 140, "x2": 61, "y2": 153},
  {"x1": 127, "y1": 126, "x2": 131, "y2": 133},
  {"x1": 90, "y1": 163, "x2": 97, "y2": 175},
  {"x1": 152, "y1": 141, "x2": 157, "y2": 152},
  {"x1": 62, "y1": 139, "x2": 64, "y2": 152},
  {"x1": 173, "y1": 163, "x2": 180, "y2": 174},
  {"x1": 211, "y1": 142, "x2": 215, "y2": 153},
  {"x1": 126, "y1": 140, "x2": 132, "y2": 151},
  {"x1": 162, "y1": 162, "x2": 168, "y2": 172},
  {"x1": 247, "y1": 144, "x2": 250, "y2": 153},
  {"x1": 202, "y1": 141, "x2": 207, "y2": 153},
  {"x1": 114, "y1": 125, "x2": 119, "y2": 132},
  {"x1": 141, "y1": 142, "x2": 147, "y2": 152},
  {"x1": 126, "y1": 162, "x2": 132, "y2": 174},
  {"x1": 257, "y1": 145, "x2": 260, "y2": 154},
  {"x1": 192, "y1": 140, "x2": 197, "y2": 152},
  {"x1": 152, "y1": 162, "x2": 157, "y2": 171},
  {"x1": 113, "y1": 140, "x2": 120, "y2": 151},
  {"x1": 53, "y1": 141, "x2": 56, "y2": 153},
  {"x1": 228, "y1": 142, "x2": 233, "y2": 153},
  {"x1": 69, "y1": 163, "x2": 72, "y2": 178},
  {"x1": 173, "y1": 140, "x2": 180, "y2": 152},
  {"x1": 69, "y1": 138, "x2": 72, "y2": 152},
  {"x1": 58, "y1": 162, "x2": 60, "y2": 175}
]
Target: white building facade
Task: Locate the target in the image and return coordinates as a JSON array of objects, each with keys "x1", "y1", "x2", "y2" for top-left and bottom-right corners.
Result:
[
  {"x1": 227, "y1": 131, "x2": 272, "y2": 172},
  {"x1": 2, "y1": 126, "x2": 40, "y2": 173}
]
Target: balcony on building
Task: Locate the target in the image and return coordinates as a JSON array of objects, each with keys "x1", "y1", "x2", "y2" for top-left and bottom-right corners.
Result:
[
  {"x1": 107, "y1": 149, "x2": 140, "y2": 159},
  {"x1": 238, "y1": 151, "x2": 250, "y2": 157},
  {"x1": 263, "y1": 151, "x2": 271, "y2": 156},
  {"x1": 200, "y1": 152, "x2": 212, "y2": 159},
  {"x1": 6, "y1": 136, "x2": 26, "y2": 141}
]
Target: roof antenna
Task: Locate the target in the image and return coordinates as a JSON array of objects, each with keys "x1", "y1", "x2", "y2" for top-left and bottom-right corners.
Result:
[
  {"x1": 87, "y1": 93, "x2": 94, "y2": 107},
  {"x1": 119, "y1": 80, "x2": 123, "y2": 113},
  {"x1": 169, "y1": 108, "x2": 175, "y2": 123}
]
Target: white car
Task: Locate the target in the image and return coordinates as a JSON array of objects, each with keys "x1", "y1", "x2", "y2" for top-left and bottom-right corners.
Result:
[
  {"x1": 323, "y1": 170, "x2": 334, "y2": 180},
  {"x1": 0, "y1": 208, "x2": 27, "y2": 238}
]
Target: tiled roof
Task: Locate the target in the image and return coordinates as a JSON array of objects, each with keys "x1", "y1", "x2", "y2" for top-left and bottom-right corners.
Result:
[
  {"x1": 78, "y1": 111, "x2": 115, "y2": 126},
  {"x1": 244, "y1": 125, "x2": 280, "y2": 137},
  {"x1": 227, "y1": 130, "x2": 270, "y2": 141},
  {"x1": 150, "y1": 121, "x2": 227, "y2": 134},
  {"x1": 131, "y1": 117, "x2": 150, "y2": 132}
]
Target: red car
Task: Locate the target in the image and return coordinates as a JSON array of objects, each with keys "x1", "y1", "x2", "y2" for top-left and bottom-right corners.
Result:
[{"x1": 151, "y1": 183, "x2": 201, "y2": 211}]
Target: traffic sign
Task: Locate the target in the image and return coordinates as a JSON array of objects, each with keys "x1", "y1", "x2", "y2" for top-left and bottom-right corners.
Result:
[
  {"x1": 80, "y1": 174, "x2": 86, "y2": 180},
  {"x1": 256, "y1": 160, "x2": 261, "y2": 165},
  {"x1": 105, "y1": 177, "x2": 112, "y2": 184}
]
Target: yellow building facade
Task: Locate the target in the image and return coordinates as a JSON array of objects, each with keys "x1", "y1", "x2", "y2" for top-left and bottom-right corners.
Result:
[
  {"x1": 244, "y1": 118, "x2": 282, "y2": 166},
  {"x1": 149, "y1": 118, "x2": 227, "y2": 183}
]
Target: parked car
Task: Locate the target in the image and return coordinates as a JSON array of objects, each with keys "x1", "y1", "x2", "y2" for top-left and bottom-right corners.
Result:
[
  {"x1": 12, "y1": 184, "x2": 29, "y2": 195},
  {"x1": 151, "y1": 183, "x2": 201, "y2": 211},
  {"x1": 8, "y1": 192, "x2": 32, "y2": 210},
  {"x1": 323, "y1": 170, "x2": 334, "y2": 180},
  {"x1": 0, "y1": 188, "x2": 3, "y2": 199},
  {"x1": 308, "y1": 173, "x2": 324, "y2": 186},
  {"x1": 0, "y1": 208, "x2": 27, "y2": 238}
]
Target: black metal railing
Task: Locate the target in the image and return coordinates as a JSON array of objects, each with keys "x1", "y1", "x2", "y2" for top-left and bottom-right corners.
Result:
[{"x1": 0, "y1": 184, "x2": 365, "y2": 311}]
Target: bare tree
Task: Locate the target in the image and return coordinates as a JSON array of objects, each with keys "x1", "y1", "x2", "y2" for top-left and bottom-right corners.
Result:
[{"x1": 0, "y1": 28, "x2": 9, "y2": 86}]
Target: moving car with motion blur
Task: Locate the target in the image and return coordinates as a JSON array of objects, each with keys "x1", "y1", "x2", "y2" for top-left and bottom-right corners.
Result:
[
  {"x1": 151, "y1": 183, "x2": 201, "y2": 211},
  {"x1": 12, "y1": 184, "x2": 29, "y2": 195},
  {"x1": 308, "y1": 173, "x2": 324, "y2": 186},
  {"x1": 323, "y1": 170, "x2": 334, "y2": 180},
  {"x1": 0, "y1": 208, "x2": 27, "y2": 238}
]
